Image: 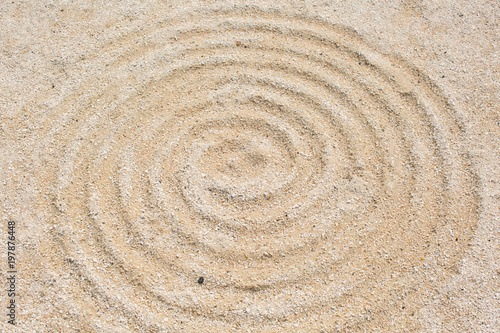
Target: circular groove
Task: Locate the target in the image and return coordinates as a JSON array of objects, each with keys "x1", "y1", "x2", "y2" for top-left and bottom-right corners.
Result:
[{"x1": 37, "y1": 7, "x2": 480, "y2": 331}]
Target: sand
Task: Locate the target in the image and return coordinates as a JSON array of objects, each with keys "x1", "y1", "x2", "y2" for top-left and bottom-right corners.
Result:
[{"x1": 0, "y1": 1, "x2": 498, "y2": 332}]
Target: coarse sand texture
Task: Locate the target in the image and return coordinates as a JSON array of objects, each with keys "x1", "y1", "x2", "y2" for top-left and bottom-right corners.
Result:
[{"x1": 1, "y1": 2, "x2": 498, "y2": 333}]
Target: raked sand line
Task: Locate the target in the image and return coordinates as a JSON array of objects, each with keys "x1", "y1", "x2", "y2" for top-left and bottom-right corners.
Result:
[{"x1": 35, "y1": 7, "x2": 480, "y2": 331}]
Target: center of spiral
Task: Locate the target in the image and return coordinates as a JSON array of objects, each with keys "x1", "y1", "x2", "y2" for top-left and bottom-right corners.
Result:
[
  {"x1": 187, "y1": 120, "x2": 296, "y2": 210},
  {"x1": 201, "y1": 139, "x2": 268, "y2": 180}
]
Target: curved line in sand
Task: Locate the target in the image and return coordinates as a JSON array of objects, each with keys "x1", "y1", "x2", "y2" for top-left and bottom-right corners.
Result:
[{"x1": 38, "y1": 7, "x2": 480, "y2": 331}]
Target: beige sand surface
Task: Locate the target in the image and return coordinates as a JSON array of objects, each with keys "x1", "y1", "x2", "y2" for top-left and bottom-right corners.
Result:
[{"x1": 0, "y1": 1, "x2": 498, "y2": 332}]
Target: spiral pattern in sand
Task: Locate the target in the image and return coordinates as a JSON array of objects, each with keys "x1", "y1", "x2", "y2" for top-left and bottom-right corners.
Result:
[{"x1": 38, "y1": 8, "x2": 479, "y2": 331}]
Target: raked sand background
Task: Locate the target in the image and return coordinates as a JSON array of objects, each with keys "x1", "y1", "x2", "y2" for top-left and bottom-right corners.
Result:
[{"x1": 0, "y1": 1, "x2": 498, "y2": 332}]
